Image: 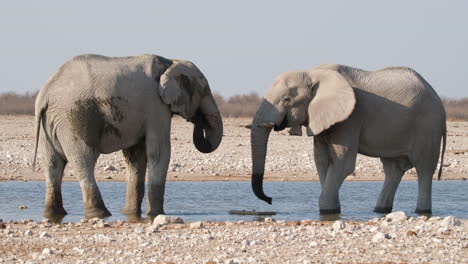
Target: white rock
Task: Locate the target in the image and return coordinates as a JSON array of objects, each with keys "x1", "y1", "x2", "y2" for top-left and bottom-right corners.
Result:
[
  {"x1": 440, "y1": 216, "x2": 461, "y2": 228},
  {"x1": 24, "y1": 230, "x2": 33, "y2": 236},
  {"x1": 385, "y1": 211, "x2": 407, "y2": 222},
  {"x1": 152, "y1": 215, "x2": 184, "y2": 226},
  {"x1": 333, "y1": 220, "x2": 346, "y2": 230},
  {"x1": 42, "y1": 248, "x2": 53, "y2": 255},
  {"x1": 241, "y1": 240, "x2": 251, "y2": 248},
  {"x1": 104, "y1": 165, "x2": 117, "y2": 172},
  {"x1": 309, "y1": 241, "x2": 318, "y2": 247},
  {"x1": 372, "y1": 232, "x2": 389, "y2": 243},
  {"x1": 189, "y1": 221, "x2": 204, "y2": 229},
  {"x1": 39, "y1": 232, "x2": 51, "y2": 238}
]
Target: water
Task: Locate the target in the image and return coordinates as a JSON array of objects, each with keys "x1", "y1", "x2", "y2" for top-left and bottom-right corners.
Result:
[{"x1": 0, "y1": 180, "x2": 467, "y2": 222}]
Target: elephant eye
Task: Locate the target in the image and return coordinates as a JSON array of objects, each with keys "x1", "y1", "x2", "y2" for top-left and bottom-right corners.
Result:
[{"x1": 282, "y1": 97, "x2": 291, "y2": 105}]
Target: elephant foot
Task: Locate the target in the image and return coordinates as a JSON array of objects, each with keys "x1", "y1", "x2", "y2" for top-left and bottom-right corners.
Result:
[
  {"x1": 319, "y1": 208, "x2": 341, "y2": 215},
  {"x1": 43, "y1": 206, "x2": 67, "y2": 223},
  {"x1": 415, "y1": 208, "x2": 432, "y2": 215},
  {"x1": 120, "y1": 207, "x2": 142, "y2": 217},
  {"x1": 121, "y1": 207, "x2": 143, "y2": 222},
  {"x1": 84, "y1": 206, "x2": 112, "y2": 219},
  {"x1": 374, "y1": 206, "x2": 393, "y2": 214}
]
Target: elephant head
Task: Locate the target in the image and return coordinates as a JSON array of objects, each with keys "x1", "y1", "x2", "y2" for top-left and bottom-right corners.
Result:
[
  {"x1": 157, "y1": 57, "x2": 223, "y2": 153},
  {"x1": 251, "y1": 68, "x2": 356, "y2": 204}
]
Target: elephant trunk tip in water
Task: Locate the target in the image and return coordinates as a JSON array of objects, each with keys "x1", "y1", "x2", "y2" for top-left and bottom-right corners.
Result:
[{"x1": 252, "y1": 173, "x2": 273, "y2": 204}]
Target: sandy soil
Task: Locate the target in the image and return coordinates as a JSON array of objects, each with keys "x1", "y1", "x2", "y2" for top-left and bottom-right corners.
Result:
[
  {"x1": 0, "y1": 116, "x2": 468, "y2": 181},
  {"x1": 1, "y1": 116, "x2": 467, "y2": 182}
]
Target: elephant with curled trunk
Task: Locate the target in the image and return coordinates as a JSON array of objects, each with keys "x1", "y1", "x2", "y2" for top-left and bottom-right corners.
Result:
[
  {"x1": 33, "y1": 54, "x2": 223, "y2": 219},
  {"x1": 251, "y1": 64, "x2": 446, "y2": 215}
]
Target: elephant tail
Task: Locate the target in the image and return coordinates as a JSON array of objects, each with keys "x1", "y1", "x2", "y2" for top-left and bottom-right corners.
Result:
[
  {"x1": 437, "y1": 126, "x2": 447, "y2": 181},
  {"x1": 32, "y1": 99, "x2": 47, "y2": 170}
]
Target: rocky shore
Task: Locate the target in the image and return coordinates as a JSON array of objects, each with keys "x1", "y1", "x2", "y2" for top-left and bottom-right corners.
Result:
[
  {"x1": 0, "y1": 213, "x2": 466, "y2": 264},
  {"x1": 1, "y1": 116, "x2": 468, "y2": 182}
]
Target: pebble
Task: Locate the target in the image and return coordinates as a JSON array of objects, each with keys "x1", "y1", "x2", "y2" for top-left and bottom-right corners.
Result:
[
  {"x1": 372, "y1": 232, "x2": 389, "y2": 243},
  {"x1": 39, "y1": 232, "x2": 51, "y2": 238},
  {"x1": 189, "y1": 221, "x2": 204, "y2": 229},
  {"x1": 153, "y1": 215, "x2": 184, "y2": 226},
  {"x1": 440, "y1": 216, "x2": 461, "y2": 228},
  {"x1": 42, "y1": 248, "x2": 53, "y2": 255},
  {"x1": 385, "y1": 211, "x2": 407, "y2": 222},
  {"x1": 332, "y1": 220, "x2": 346, "y2": 230}
]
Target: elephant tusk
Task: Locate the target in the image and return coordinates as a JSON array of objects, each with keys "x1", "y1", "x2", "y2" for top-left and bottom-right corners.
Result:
[{"x1": 257, "y1": 122, "x2": 275, "y2": 129}]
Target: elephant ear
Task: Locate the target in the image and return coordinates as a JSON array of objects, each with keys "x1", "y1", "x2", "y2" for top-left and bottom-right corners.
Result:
[
  {"x1": 159, "y1": 60, "x2": 207, "y2": 115},
  {"x1": 307, "y1": 69, "x2": 356, "y2": 135}
]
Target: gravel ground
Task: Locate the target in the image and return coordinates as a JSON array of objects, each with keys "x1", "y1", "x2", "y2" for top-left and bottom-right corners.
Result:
[
  {"x1": 0, "y1": 213, "x2": 466, "y2": 264},
  {"x1": 1, "y1": 116, "x2": 467, "y2": 182}
]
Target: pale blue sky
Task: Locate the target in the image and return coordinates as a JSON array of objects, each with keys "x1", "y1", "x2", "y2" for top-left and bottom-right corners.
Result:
[{"x1": 1, "y1": 1, "x2": 467, "y2": 98}]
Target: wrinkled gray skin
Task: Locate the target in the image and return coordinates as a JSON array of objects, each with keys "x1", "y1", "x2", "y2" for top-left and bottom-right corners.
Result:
[
  {"x1": 251, "y1": 64, "x2": 446, "y2": 215},
  {"x1": 33, "y1": 54, "x2": 223, "y2": 220}
]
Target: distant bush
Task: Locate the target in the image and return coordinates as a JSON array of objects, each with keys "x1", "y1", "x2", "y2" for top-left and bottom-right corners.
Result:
[
  {"x1": 0, "y1": 92, "x2": 37, "y2": 115},
  {"x1": 214, "y1": 92, "x2": 262, "y2": 118},
  {"x1": 442, "y1": 97, "x2": 468, "y2": 121},
  {"x1": 1, "y1": 91, "x2": 467, "y2": 121}
]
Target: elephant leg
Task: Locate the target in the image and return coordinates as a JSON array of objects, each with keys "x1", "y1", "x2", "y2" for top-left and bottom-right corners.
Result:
[
  {"x1": 319, "y1": 143, "x2": 358, "y2": 215},
  {"x1": 314, "y1": 137, "x2": 330, "y2": 185},
  {"x1": 414, "y1": 159, "x2": 438, "y2": 214},
  {"x1": 145, "y1": 131, "x2": 171, "y2": 218},
  {"x1": 68, "y1": 147, "x2": 111, "y2": 219},
  {"x1": 42, "y1": 137, "x2": 67, "y2": 219},
  {"x1": 121, "y1": 139, "x2": 147, "y2": 217},
  {"x1": 413, "y1": 136, "x2": 440, "y2": 214},
  {"x1": 374, "y1": 158, "x2": 410, "y2": 213}
]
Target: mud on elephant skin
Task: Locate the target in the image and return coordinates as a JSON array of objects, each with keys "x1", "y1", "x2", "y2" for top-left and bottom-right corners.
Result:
[
  {"x1": 33, "y1": 54, "x2": 223, "y2": 220},
  {"x1": 250, "y1": 64, "x2": 446, "y2": 215}
]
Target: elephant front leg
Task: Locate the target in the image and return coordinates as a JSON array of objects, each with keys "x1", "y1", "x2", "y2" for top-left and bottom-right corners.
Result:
[
  {"x1": 121, "y1": 140, "x2": 147, "y2": 218},
  {"x1": 146, "y1": 135, "x2": 171, "y2": 219},
  {"x1": 314, "y1": 137, "x2": 330, "y2": 185},
  {"x1": 319, "y1": 143, "x2": 357, "y2": 215}
]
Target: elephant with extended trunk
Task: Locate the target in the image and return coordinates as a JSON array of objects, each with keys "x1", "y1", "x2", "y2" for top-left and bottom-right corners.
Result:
[
  {"x1": 251, "y1": 64, "x2": 446, "y2": 215},
  {"x1": 33, "y1": 54, "x2": 223, "y2": 219}
]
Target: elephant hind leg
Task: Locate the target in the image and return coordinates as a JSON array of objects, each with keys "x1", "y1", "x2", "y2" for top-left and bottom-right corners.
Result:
[
  {"x1": 413, "y1": 136, "x2": 441, "y2": 214},
  {"x1": 374, "y1": 157, "x2": 411, "y2": 213},
  {"x1": 121, "y1": 139, "x2": 147, "y2": 219},
  {"x1": 42, "y1": 138, "x2": 68, "y2": 220},
  {"x1": 65, "y1": 144, "x2": 111, "y2": 219},
  {"x1": 414, "y1": 157, "x2": 439, "y2": 215}
]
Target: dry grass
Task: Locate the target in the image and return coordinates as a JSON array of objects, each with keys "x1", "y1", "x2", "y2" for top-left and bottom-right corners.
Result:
[{"x1": 1, "y1": 91, "x2": 467, "y2": 121}]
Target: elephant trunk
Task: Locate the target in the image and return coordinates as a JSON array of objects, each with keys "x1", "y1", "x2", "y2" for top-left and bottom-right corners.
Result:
[
  {"x1": 193, "y1": 96, "x2": 223, "y2": 153},
  {"x1": 250, "y1": 99, "x2": 286, "y2": 204},
  {"x1": 251, "y1": 125, "x2": 273, "y2": 204}
]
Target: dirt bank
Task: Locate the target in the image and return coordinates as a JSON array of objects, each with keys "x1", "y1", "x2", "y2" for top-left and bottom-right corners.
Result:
[{"x1": 1, "y1": 116, "x2": 467, "y2": 182}]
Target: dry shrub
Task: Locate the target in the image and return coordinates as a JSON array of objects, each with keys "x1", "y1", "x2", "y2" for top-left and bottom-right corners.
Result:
[
  {"x1": 442, "y1": 97, "x2": 468, "y2": 121},
  {"x1": 215, "y1": 92, "x2": 261, "y2": 117},
  {"x1": 0, "y1": 92, "x2": 37, "y2": 115},
  {"x1": 1, "y1": 90, "x2": 466, "y2": 121}
]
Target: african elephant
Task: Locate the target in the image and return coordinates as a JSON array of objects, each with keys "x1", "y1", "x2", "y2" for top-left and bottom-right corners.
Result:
[
  {"x1": 250, "y1": 64, "x2": 446, "y2": 215},
  {"x1": 33, "y1": 54, "x2": 223, "y2": 219}
]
